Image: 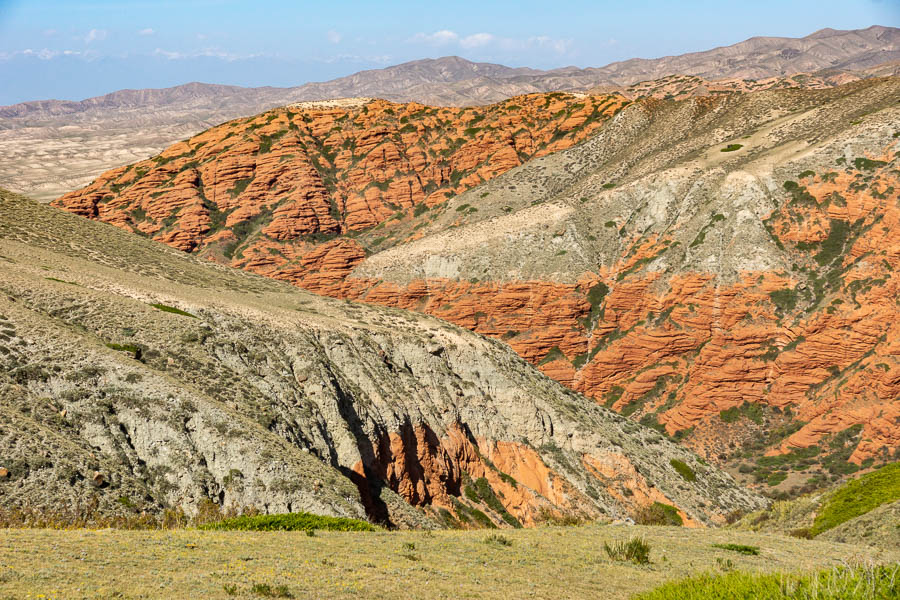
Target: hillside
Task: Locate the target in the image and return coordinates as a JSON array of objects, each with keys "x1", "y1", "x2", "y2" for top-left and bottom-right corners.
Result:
[
  {"x1": 53, "y1": 92, "x2": 628, "y2": 275},
  {"x1": 0, "y1": 189, "x2": 765, "y2": 528},
  {"x1": 3, "y1": 26, "x2": 897, "y2": 202},
  {"x1": 56, "y1": 76, "x2": 900, "y2": 498},
  {"x1": 734, "y1": 462, "x2": 900, "y2": 550}
]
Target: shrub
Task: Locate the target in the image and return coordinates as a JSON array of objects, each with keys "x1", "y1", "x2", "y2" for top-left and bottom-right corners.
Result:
[
  {"x1": 670, "y1": 459, "x2": 697, "y2": 482},
  {"x1": 720, "y1": 144, "x2": 743, "y2": 152},
  {"x1": 634, "y1": 502, "x2": 683, "y2": 526},
  {"x1": 604, "y1": 537, "x2": 651, "y2": 564},
  {"x1": 149, "y1": 303, "x2": 197, "y2": 318},
  {"x1": 712, "y1": 543, "x2": 760, "y2": 556},
  {"x1": 199, "y1": 512, "x2": 376, "y2": 532},
  {"x1": 250, "y1": 583, "x2": 292, "y2": 598},
  {"x1": 105, "y1": 343, "x2": 141, "y2": 358},
  {"x1": 810, "y1": 462, "x2": 900, "y2": 536},
  {"x1": 484, "y1": 533, "x2": 512, "y2": 546},
  {"x1": 852, "y1": 157, "x2": 886, "y2": 171},
  {"x1": 769, "y1": 288, "x2": 798, "y2": 313}
]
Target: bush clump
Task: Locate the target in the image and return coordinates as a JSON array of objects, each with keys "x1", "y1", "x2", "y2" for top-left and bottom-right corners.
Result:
[
  {"x1": 604, "y1": 537, "x2": 651, "y2": 564},
  {"x1": 199, "y1": 512, "x2": 376, "y2": 532},
  {"x1": 149, "y1": 303, "x2": 197, "y2": 318},
  {"x1": 670, "y1": 459, "x2": 697, "y2": 482},
  {"x1": 635, "y1": 502, "x2": 684, "y2": 526},
  {"x1": 712, "y1": 543, "x2": 760, "y2": 556}
]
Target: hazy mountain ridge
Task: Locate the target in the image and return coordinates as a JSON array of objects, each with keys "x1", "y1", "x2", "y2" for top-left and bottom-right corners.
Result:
[{"x1": 1, "y1": 26, "x2": 896, "y2": 202}]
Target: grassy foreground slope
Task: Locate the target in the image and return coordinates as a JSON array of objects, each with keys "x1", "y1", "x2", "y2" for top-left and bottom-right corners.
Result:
[
  {"x1": 636, "y1": 563, "x2": 900, "y2": 600},
  {"x1": 0, "y1": 525, "x2": 892, "y2": 600},
  {"x1": 734, "y1": 462, "x2": 900, "y2": 549}
]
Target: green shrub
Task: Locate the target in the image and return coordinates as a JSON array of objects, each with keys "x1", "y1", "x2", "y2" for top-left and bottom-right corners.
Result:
[
  {"x1": 538, "y1": 346, "x2": 566, "y2": 366},
  {"x1": 149, "y1": 303, "x2": 197, "y2": 318},
  {"x1": 769, "y1": 288, "x2": 798, "y2": 313},
  {"x1": 635, "y1": 502, "x2": 683, "y2": 526},
  {"x1": 719, "y1": 402, "x2": 764, "y2": 425},
  {"x1": 852, "y1": 157, "x2": 887, "y2": 171},
  {"x1": 670, "y1": 459, "x2": 697, "y2": 482},
  {"x1": 250, "y1": 582, "x2": 293, "y2": 598},
  {"x1": 712, "y1": 543, "x2": 759, "y2": 556},
  {"x1": 604, "y1": 537, "x2": 651, "y2": 564},
  {"x1": 812, "y1": 219, "x2": 849, "y2": 267},
  {"x1": 199, "y1": 512, "x2": 376, "y2": 532},
  {"x1": 810, "y1": 462, "x2": 900, "y2": 536},
  {"x1": 635, "y1": 564, "x2": 900, "y2": 599},
  {"x1": 105, "y1": 343, "x2": 141, "y2": 359},
  {"x1": 720, "y1": 144, "x2": 743, "y2": 152},
  {"x1": 484, "y1": 533, "x2": 512, "y2": 546}
]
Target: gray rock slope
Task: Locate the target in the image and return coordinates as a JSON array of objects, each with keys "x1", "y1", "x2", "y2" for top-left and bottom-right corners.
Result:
[{"x1": 0, "y1": 190, "x2": 764, "y2": 527}]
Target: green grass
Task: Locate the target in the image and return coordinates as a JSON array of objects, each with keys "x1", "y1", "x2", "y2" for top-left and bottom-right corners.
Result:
[
  {"x1": 149, "y1": 303, "x2": 197, "y2": 318},
  {"x1": 0, "y1": 526, "x2": 889, "y2": 599},
  {"x1": 810, "y1": 462, "x2": 900, "y2": 536},
  {"x1": 198, "y1": 512, "x2": 377, "y2": 533},
  {"x1": 712, "y1": 543, "x2": 760, "y2": 556},
  {"x1": 635, "y1": 563, "x2": 900, "y2": 599},
  {"x1": 670, "y1": 459, "x2": 697, "y2": 482}
]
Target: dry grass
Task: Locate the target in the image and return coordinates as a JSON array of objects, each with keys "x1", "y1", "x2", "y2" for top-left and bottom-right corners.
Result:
[{"x1": 0, "y1": 525, "x2": 892, "y2": 599}]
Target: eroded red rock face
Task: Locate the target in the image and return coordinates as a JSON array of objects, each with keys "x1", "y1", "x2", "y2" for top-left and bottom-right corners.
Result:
[
  {"x1": 55, "y1": 93, "x2": 627, "y2": 271},
  {"x1": 350, "y1": 422, "x2": 696, "y2": 527},
  {"x1": 340, "y1": 156, "x2": 900, "y2": 484}
]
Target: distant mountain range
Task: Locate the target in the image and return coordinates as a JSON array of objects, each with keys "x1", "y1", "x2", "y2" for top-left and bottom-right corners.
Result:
[{"x1": 1, "y1": 25, "x2": 897, "y2": 201}]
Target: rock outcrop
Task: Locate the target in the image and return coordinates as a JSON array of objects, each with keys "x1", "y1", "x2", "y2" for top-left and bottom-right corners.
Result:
[
  {"x1": 1, "y1": 190, "x2": 763, "y2": 527},
  {"x1": 54, "y1": 78, "x2": 900, "y2": 496}
]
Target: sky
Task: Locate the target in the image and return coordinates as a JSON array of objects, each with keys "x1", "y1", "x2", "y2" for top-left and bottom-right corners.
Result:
[{"x1": 0, "y1": 0, "x2": 897, "y2": 105}]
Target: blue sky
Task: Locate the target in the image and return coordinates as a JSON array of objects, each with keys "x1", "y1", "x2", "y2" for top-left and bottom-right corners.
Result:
[{"x1": 0, "y1": 0, "x2": 897, "y2": 104}]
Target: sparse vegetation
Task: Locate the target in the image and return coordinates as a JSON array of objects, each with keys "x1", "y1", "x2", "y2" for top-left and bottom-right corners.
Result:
[
  {"x1": 199, "y1": 512, "x2": 376, "y2": 532},
  {"x1": 720, "y1": 144, "x2": 743, "y2": 152}
]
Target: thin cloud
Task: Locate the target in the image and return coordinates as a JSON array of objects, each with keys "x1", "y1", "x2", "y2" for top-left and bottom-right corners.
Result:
[
  {"x1": 0, "y1": 48, "x2": 85, "y2": 61},
  {"x1": 151, "y1": 47, "x2": 265, "y2": 62},
  {"x1": 409, "y1": 30, "x2": 459, "y2": 45},
  {"x1": 460, "y1": 33, "x2": 494, "y2": 49},
  {"x1": 84, "y1": 29, "x2": 107, "y2": 44},
  {"x1": 326, "y1": 30, "x2": 342, "y2": 44},
  {"x1": 409, "y1": 30, "x2": 572, "y2": 55},
  {"x1": 138, "y1": 28, "x2": 155, "y2": 36}
]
